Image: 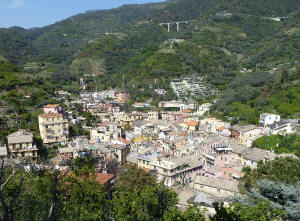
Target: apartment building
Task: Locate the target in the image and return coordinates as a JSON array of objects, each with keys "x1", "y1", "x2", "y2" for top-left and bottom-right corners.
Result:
[
  {"x1": 38, "y1": 104, "x2": 68, "y2": 144},
  {"x1": 7, "y1": 130, "x2": 38, "y2": 160}
]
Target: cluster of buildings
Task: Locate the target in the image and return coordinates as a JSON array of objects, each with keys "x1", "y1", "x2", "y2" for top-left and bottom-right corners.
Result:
[
  {"x1": 0, "y1": 90, "x2": 298, "y2": 215},
  {"x1": 79, "y1": 89, "x2": 130, "y2": 104},
  {"x1": 170, "y1": 78, "x2": 209, "y2": 98}
]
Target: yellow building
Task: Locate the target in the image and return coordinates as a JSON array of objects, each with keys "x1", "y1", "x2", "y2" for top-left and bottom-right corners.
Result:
[
  {"x1": 120, "y1": 113, "x2": 143, "y2": 127},
  {"x1": 137, "y1": 151, "x2": 162, "y2": 169},
  {"x1": 39, "y1": 111, "x2": 68, "y2": 144},
  {"x1": 7, "y1": 130, "x2": 38, "y2": 160},
  {"x1": 133, "y1": 135, "x2": 153, "y2": 143}
]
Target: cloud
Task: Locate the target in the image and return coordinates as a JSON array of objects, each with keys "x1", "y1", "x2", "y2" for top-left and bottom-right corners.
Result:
[{"x1": 8, "y1": 0, "x2": 25, "y2": 8}]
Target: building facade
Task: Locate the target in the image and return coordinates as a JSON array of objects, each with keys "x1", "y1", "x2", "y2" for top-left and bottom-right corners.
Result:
[
  {"x1": 7, "y1": 130, "x2": 38, "y2": 160},
  {"x1": 39, "y1": 105, "x2": 69, "y2": 144}
]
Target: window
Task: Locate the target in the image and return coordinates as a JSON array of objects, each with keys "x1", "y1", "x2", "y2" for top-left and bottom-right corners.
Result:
[
  {"x1": 224, "y1": 171, "x2": 226, "y2": 175},
  {"x1": 32, "y1": 151, "x2": 35, "y2": 156},
  {"x1": 21, "y1": 152, "x2": 25, "y2": 157},
  {"x1": 229, "y1": 173, "x2": 232, "y2": 178},
  {"x1": 217, "y1": 188, "x2": 220, "y2": 192}
]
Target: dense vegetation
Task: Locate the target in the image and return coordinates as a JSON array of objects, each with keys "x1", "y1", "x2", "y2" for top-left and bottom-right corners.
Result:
[
  {"x1": 0, "y1": 0, "x2": 300, "y2": 129},
  {"x1": 238, "y1": 157, "x2": 300, "y2": 220},
  {"x1": 252, "y1": 134, "x2": 300, "y2": 157},
  {"x1": 0, "y1": 157, "x2": 288, "y2": 221}
]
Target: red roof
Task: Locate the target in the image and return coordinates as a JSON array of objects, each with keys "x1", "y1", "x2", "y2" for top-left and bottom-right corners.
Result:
[
  {"x1": 118, "y1": 138, "x2": 130, "y2": 145},
  {"x1": 96, "y1": 173, "x2": 115, "y2": 184},
  {"x1": 142, "y1": 168, "x2": 152, "y2": 173},
  {"x1": 39, "y1": 112, "x2": 62, "y2": 118},
  {"x1": 183, "y1": 113, "x2": 192, "y2": 117},
  {"x1": 182, "y1": 109, "x2": 192, "y2": 113},
  {"x1": 44, "y1": 104, "x2": 59, "y2": 108},
  {"x1": 217, "y1": 126, "x2": 226, "y2": 131},
  {"x1": 179, "y1": 132, "x2": 187, "y2": 136},
  {"x1": 184, "y1": 120, "x2": 199, "y2": 127}
]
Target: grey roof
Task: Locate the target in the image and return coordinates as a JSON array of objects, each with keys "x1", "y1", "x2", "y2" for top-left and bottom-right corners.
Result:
[
  {"x1": 268, "y1": 121, "x2": 290, "y2": 130},
  {"x1": 230, "y1": 144, "x2": 275, "y2": 161},
  {"x1": 188, "y1": 191, "x2": 224, "y2": 207},
  {"x1": 232, "y1": 125, "x2": 257, "y2": 133},
  {"x1": 194, "y1": 176, "x2": 239, "y2": 193},
  {"x1": 59, "y1": 147, "x2": 74, "y2": 154},
  {"x1": 137, "y1": 151, "x2": 162, "y2": 161},
  {"x1": 126, "y1": 151, "x2": 139, "y2": 164},
  {"x1": 7, "y1": 130, "x2": 33, "y2": 144}
]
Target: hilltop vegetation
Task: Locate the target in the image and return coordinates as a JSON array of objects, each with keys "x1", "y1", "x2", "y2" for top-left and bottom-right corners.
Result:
[{"x1": 0, "y1": 0, "x2": 300, "y2": 123}]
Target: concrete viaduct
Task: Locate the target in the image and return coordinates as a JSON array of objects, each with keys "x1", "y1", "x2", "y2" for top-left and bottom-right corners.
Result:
[{"x1": 159, "y1": 20, "x2": 196, "y2": 32}]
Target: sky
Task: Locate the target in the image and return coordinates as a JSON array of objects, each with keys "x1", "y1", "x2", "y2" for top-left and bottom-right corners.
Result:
[{"x1": 0, "y1": 0, "x2": 165, "y2": 29}]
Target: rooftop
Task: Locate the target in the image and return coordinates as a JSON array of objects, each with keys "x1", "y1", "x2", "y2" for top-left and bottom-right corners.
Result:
[
  {"x1": 44, "y1": 104, "x2": 59, "y2": 108},
  {"x1": 96, "y1": 173, "x2": 115, "y2": 185},
  {"x1": 137, "y1": 151, "x2": 162, "y2": 161},
  {"x1": 39, "y1": 112, "x2": 62, "y2": 118},
  {"x1": 194, "y1": 176, "x2": 239, "y2": 193},
  {"x1": 7, "y1": 130, "x2": 33, "y2": 144},
  {"x1": 184, "y1": 120, "x2": 199, "y2": 127}
]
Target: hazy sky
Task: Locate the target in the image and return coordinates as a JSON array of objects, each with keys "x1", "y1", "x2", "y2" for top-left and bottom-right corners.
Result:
[{"x1": 0, "y1": 0, "x2": 165, "y2": 29}]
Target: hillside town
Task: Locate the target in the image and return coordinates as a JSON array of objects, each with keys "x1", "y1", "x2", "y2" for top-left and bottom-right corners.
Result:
[{"x1": 1, "y1": 88, "x2": 298, "y2": 215}]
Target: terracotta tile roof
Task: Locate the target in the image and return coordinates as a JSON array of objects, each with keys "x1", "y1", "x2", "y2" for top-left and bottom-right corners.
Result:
[
  {"x1": 184, "y1": 120, "x2": 199, "y2": 127},
  {"x1": 217, "y1": 126, "x2": 226, "y2": 131},
  {"x1": 39, "y1": 112, "x2": 62, "y2": 118},
  {"x1": 118, "y1": 138, "x2": 130, "y2": 145},
  {"x1": 44, "y1": 104, "x2": 59, "y2": 108},
  {"x1": 182, "y1": 109, "x2": 192, "y2": 113},
  {"x1": 142, "y1": 168, "x2": 152, "y2": 173},
  {"x1": 96, "y1": 173, "x2": 115, "y2": 184},
  {"x1": 179, "y1": 132, "x2": 187, "y2": 136},
  {"x1": 183, "y1": 113, "x2": 192, "y2": 117}
]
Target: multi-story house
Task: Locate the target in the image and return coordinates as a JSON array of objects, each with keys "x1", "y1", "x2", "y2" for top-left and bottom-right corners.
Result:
[
  {"x1": 120, "y1": 112, "x2": 143, "y2": 127},
  {"x1": 7, "y1": 130, "x2": 38, "y2": 160},
  {"x1": 231, "y1": 125, "x2": 262, "y2": 146},
  {"x1": 150, "y1": 156, "x2": 203, "y2": 187},
  {"x1": 38, "y1": 104, "x2": 69, "y2": 144},
  {"x1": 259, "y1": 113, "x2": 280, "y2": 127},
  {"x1": 137, "y1": 151, "x2": 162, "y2": 169},
  {"x1": 193, "y1": 176, "x2": 239, "y2": 197}
]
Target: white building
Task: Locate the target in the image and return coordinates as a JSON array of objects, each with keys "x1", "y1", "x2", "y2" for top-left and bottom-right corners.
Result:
[
  {"x1": 154, "y1": 89, "x2": 167, "y2": 95},
  {"x1": 259, "y1": 113, "x2": 280, "y2": 127}
]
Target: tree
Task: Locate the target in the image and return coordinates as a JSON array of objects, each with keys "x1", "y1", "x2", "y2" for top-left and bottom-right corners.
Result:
[
  {"x1": 60, "y1": 172, "x2": 110, "y2": 221},
  {"x1": 164, "y1": 204, "x2": 206, "y2": 221},
  {"x1": 211, "y1": 201, "x2": 287, "y2": 221},
  {"x1": 115, "y1": 165, "x2": 156, "y2": 193},
  {"x1": 123, "y1": 124, "x2": 132, "y2": 132},
  {"x1": 0, "y1": 161, "x2": 24, "y2": 221},
  {"x1": 239, "y1": 157, "x2": 300, "y2": 191},
  {"x1": 281, "y1": 70, "x2": 290, "y2": 84},
  {"x1": 113, "y1": 183, "x2": 178, "y2": 221}
]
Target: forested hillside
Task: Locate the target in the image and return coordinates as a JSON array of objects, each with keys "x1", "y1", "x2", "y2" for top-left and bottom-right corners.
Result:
[{"x1": 1, "y1": 0, "x2": 300, "y2": 123}]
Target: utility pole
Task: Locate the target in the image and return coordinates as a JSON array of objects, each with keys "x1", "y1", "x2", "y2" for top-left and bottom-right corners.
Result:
[{"x1": 122, "y1": 73, "x2": 125, "y2": 90}]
